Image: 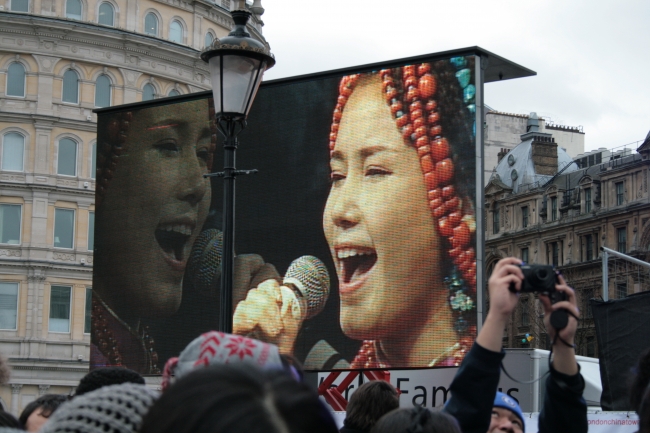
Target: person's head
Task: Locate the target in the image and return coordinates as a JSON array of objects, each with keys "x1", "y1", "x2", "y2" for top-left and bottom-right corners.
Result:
[
  {"x1": 94, "y1": 99, "x2": 214, "y2": 322},
  {"x1": 75, "y1": 367, "x2": 145, "y2": 396},
  {"x1": 630, "y1": 346, "x2": 650, "y2": 413},
  {"x1": 19, "y1": 394, "x2": 68, "y2": 432},
  {"x1": 489, "y1": 392, "x2": 525, "y2": 433},
  {"x1": 0, "y1": 411, "x2": 22, "y2": 429},
  {"x1": 161, "y1": 331, "x2": 284, "y2": 390},
  {"x1": 343, "y1": 380, "x2": 399, "y2": 431},
  {"x1": 370, "y1": 406, "x2": 460, "y2": 433},
  {"x1": 40, "y1": 383, "x2": 158, "y2": 433},
  {"x1": 323, "y1": 62, "x2": 477, "y2": 341},
  {"x1": 141, "y1": 363, "x2": 338, "y2": 433}
]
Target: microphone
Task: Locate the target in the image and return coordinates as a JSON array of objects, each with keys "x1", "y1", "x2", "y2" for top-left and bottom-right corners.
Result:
[
  {"x1": 283, "y1": 255, "x2": 330, "y2": 320},
  {"x1": 187, "y1": 228, "x2": 222, "y2": 297}
]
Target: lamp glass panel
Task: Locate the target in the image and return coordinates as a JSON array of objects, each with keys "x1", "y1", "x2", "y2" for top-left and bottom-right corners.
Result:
[{"x1": 209, "y1": 55, "x2": 264, "y2": 115}]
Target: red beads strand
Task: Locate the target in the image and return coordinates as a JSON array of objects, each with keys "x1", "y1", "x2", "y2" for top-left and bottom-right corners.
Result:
[{"x1": 331, "y1": 66, "x2": 478, "y2": 369}]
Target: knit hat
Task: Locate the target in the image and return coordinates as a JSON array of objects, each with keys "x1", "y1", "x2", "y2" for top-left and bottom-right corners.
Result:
[
  {"x1": 493, "y1": 392, "x2": 525, "y2": 432},
  {"x1": 40, "y1": 383, "x2": 159, "y2": 433},
  {"x1": 162, "y1": 331, "x2": 283, "y2": 390}
]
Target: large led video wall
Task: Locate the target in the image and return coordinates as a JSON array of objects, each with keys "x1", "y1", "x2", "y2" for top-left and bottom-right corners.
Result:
[{"x1": 93, "y1": 54, "x2": 480, "y2": 373}]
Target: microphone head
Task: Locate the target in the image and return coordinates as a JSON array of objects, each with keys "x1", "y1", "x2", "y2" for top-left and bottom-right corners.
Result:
[
  {"x1": 187, "y1": 228, "x2": 222, "y2": 297},
  {"x1": 283, "y1": 255, "x2": 330, "y2": 320}
]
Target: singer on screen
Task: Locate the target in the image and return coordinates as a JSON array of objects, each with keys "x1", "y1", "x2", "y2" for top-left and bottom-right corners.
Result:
[
  {"x1": 234, "y1": 58, "x2": 478, "y2": 369},
  {"x1": 92, "y1": 99, "x2": 214, "y2": 374}
]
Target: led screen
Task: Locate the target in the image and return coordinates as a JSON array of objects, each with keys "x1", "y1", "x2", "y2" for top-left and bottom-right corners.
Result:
[{"x1": 93, "y1": 54, "x2": 479, "y2": 373}]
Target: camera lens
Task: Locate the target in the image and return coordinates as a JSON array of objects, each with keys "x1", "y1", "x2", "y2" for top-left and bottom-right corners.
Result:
[{"x1": 536, "y1": 269, "x2": 548, "y2": 280}]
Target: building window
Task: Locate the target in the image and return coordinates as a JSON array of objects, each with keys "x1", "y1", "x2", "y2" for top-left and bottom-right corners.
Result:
[
  {"x1": 584, "y1": 188, "x2": 592, "y2": 213},
  {"x1": 57, "y1": 138, "x2": 77, "y2": 176},
  {"x1": 54, "y1": 208, "x2": 75, "y2": 249},
  {"x1": 84, "y1": 287, "x2": 92, "y2": 334},
  {"x1": 2, "y1": 132, "x2": 25, "y2": 171},
  {"x1": 493, "y1": 206, "x2": 500, "y2": 234},
  {"x1": 0, "y1": 204, "x2": 22, "y2": 245},
  {"x1": 65, "y1": 0, "x2": 82, "y2": 20},
  {"x1": 144, "y1": 12, "x2": 158, "y2": 36},
  {"x1": 585, "y1": 234, "x2": 593, "y2": 261},
  {"x1": 521, "y1": 247, "x2": 529, "y2": 264},
  {"x1": 0, "y1": 282, "x2": 19, "y2": 330},
  {"x1": 168, "y1": 89, "x2": 180, "y2": 97},
  {"x1": 521, "y1": 300, "x2": 530, "y2": 326},
  {"x1": 616, "y1": 182, "x2": 624, "y2": 205},
  {"x1": 616, "y1": 282, "x2": 627, "y2": 299},
  {"x1": 88, "y1": 211, "x2": 94, "y2": 250},
  {"x1": 95, "y1": 74, "x2": 111, "y2": 108},
  {"x1": 169, "y1": 20, "x2": 182, "y2": 43},
  {"x1": 98, "y1": 2, "x2": 114, "y2": 26},
  {"x1": 62, "y1": 69, "x2": 79, "y2": 104},
  {"x1": 586, "y1": 336, "x2": 595, "y2": 357},
  {"x1": 205, "y1": 32, "x2": 214, "y2": 48},
  {"x1": 10, "y1": 0, "x2": 28, "y2": 12},
  {"x1": 550, "y1": 242, "x2": 559, "y2": 266},
  {"x1": 143, "y1": 83, "x2": 155, "y2": 101},
  {"x1": 6, "y1": 62, "x2": 26, "y2": 97},
  {"x1": 617, "y1": 227, "x2": 626, "y2": 253},
  {"x1": 49, "y1": 286, "x2": 71, "y2": 333},
  {"x1": 91, "y1": 142, "x2": 96, "y2": 179},
  {"x1": 522, "y1": 206, "x2": 529, "y2": 228},
  {"x1": 551, "y1": 196, "x2": 557, "y2": 221}
]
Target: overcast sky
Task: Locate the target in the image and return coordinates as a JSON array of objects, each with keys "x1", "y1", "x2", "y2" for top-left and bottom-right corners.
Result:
[{"x1": 259, "y1": 0, "x2": 649, "y2": 153}]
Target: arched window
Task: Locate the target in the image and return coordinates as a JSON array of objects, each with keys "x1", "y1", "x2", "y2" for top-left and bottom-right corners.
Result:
[
  {"x1": 65, "y1": 0, "x2": 82, "y2": 20},
  {"x1": 6, "y1": 63, "x2": 26, "y2": 97},
  {"x1": 95, "y1": 74, "x2": 111, "y2": 108},
  {"x1": 57, "y1": 138, "x2": 77, "y2": 176},
  {"x1": 62, "y1": 69, "x2": 79, "y2": 104},
  {"x1": 10, "y1": 0, "x2": 28, "y2": 12},
  {"x1": 142, "y1": 83, "x2": 155, "y2": 101},
  {"x1": 168, "y1": 89, "x2": 180, "y2": 97},
  {"x1": 169, "y1": 20, "x2": 182, "y2": 43},
  {"x1": 2, "y1": 133, "x2": 25, "y2": 172},
  {"x1": 205, "y1": 32, "x2": 214, "y2": 48},
  {"x1": 98, "y1": 2, "x2": 114, "y2": 26},
  {"x1": 144, "y1": 13, "x2": 158, "y2": 36}
]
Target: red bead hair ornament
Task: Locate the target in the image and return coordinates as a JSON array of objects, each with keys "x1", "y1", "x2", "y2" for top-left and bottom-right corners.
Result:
[{"x1": 329, "y1": 64, "x2": 477, "y2": 369}]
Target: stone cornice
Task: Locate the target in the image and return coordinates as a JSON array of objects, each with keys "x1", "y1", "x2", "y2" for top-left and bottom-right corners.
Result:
[{"x1": 0, "y1": 12, "x2": 213, "y2": 79}]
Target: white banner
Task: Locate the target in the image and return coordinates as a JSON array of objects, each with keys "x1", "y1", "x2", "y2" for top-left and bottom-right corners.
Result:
[{"x1": 332, "y1": 411, "x2": 639, "y2": 432}]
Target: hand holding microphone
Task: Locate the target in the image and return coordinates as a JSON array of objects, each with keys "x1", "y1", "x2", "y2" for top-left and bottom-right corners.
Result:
[{"x1": 233, "y1": 255, "x2": 330, "y2": 354}]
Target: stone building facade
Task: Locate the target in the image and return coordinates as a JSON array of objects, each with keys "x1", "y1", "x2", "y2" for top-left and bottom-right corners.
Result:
[
  {"x1": 484, "y1": 110, "x2": 585, "y2": 184},
  {"x1": 0, "y1": 0, "x2": 267, "y2": 414},
  {"x1": 485, "y1": 125, "x2": 650, "y2": 357}
]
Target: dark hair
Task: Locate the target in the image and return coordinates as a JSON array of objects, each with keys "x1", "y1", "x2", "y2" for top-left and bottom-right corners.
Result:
[
  {"x1": 140, "y1": 364, "x2": 338, "y2": 433},
  {"x1": 0, "y1": 410, "x2": 22, "y2": 428},
  {"x1": 640, "y1": 383, "x2": 650, "y2": 433},
  {"x1": 631, "y1": 347, "x2": 650, "y2": 413},
  {"x1": 343, "y1": 381, "x2": 400, "y2": 431},
  {"x1": 371, "y1": 407, "x2": 461, "y2": 433},
  {"x1": 279, "y1": 353, "x2": 304, "y2": 382},
  {"x1": 75, "y1": 367, "x2": 145, "y2": 396},
  {"x1": 18, "y1": 394, "x2": 68, "y2": 426}
]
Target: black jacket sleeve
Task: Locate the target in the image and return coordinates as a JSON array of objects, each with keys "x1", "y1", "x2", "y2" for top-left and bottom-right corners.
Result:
[
  {"x1": 443, "y1": 343, "x2": 505, "y2": 433},
  {"x1": 538, "y1": 363, "x2": 588, "y2": 433}
]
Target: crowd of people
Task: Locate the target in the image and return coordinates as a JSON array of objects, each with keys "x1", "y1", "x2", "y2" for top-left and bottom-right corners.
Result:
[{"x1": 0, "y1": 257, "x2": 645, "y2": 432}]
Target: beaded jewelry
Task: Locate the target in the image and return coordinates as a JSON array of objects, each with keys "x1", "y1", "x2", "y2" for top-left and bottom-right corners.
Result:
[{"x1": 330, "y1": 61, "x2": 477, "y2": 369}]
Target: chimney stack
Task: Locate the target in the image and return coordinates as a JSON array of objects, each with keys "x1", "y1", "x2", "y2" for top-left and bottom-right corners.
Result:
[
  {"x1": 531, "y1": 135, "x2": 558, "y2": 176},
  {"x1": 497, "y1": 148, "x2": 508, "y2": 164}
]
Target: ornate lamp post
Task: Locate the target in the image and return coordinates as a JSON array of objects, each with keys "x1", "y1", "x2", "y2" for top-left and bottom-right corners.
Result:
[{"x1": 200, "y1": 0, "x2": 275, "y2": 333}]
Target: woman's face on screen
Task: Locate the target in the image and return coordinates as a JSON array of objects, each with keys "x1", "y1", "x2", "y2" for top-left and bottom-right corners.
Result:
[
  {"x1": 323, "y1": 74, "x2": 442, "y2": 340},
  {"x1": 98, "y1": 100, "x2": 212, "y2": 319}
]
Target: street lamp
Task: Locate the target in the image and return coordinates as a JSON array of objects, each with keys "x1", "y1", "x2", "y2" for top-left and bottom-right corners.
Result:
[{"x1": 200, "y1": 0, "x2": 275, "y2": 333}]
